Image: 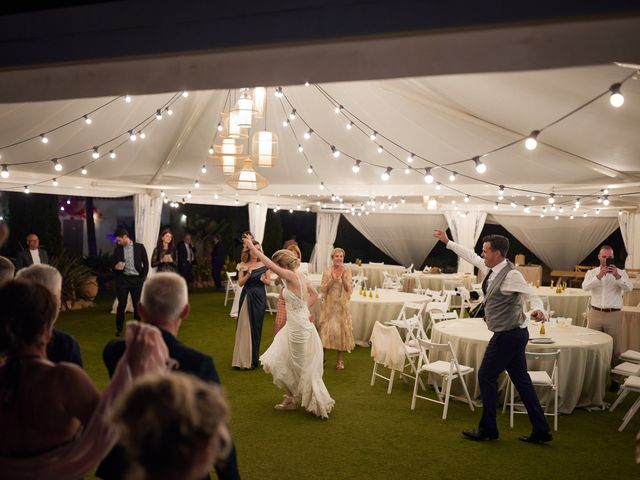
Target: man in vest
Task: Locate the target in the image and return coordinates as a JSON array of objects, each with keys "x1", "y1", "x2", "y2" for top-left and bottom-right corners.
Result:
[{"x1": 433, "y1": 229, "x2": 552, "y2": 444}]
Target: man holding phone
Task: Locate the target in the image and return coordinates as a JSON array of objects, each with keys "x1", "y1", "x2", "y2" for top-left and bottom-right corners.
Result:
[{"x1": 582, "y1": 245, "x2": 633, "y2": 377}]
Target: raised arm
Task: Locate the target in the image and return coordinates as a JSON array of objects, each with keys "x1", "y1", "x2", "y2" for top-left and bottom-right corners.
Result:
[
  {"x1": 243, "y1": 238, "x2": 296, "y2": 283},
  {"x1": 433, "y1": 229, "x2": 487, "y2": 273}
]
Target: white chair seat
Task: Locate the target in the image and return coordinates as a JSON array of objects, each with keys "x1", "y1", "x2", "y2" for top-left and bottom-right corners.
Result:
[
  {"x1": 423, "y1": 360, "x2": 473, "y2": 376},
  {"x1": 612, "y1": 362, "x2": 640, "y2": 377},
  {"x1": 623, "y1": 375, "x2": 640, "y2": 390},
  {"x1": 610, "y1": 375, "x2": 640, "y2": 431},
  {"x1": 528, "y1": 370, "x2": 553, "y2": 386},
  {"x1": 620, "y1": 349, "x2": 640, "y2": 364}
]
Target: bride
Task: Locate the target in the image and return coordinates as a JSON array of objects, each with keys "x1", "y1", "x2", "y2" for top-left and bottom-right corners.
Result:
[{"x1": 243, "y1": 238, "x2": 335, "y2": 419}]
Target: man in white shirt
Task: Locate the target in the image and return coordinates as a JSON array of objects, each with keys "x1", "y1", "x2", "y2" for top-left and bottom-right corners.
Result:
[
  {"x1": 433, "y1": 229, "x2": 551, "y2": 444},
  {"x1": 15, "y1": 233, "x2": 49, "y2": 271},
  {"x1": 582, "y1": 245, "x2": 633, "y2": 371}
]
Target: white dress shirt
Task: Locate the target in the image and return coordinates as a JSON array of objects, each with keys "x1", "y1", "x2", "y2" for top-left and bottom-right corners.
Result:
[
  {"x1": 446, "y1": 241, "x2": 543, "y2": 317},
  {"x1": 582, "y1": 267, "x2": 633, "y2": 309},
  {"x1": 29, "y1": 249, "x2": 41, "y2": 265}
]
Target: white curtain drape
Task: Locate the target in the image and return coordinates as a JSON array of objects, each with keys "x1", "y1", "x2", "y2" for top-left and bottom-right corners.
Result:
[
  {"x1": 491, "y1": 214, "x2": 618, "y2": 271},
  {"x1": 133, "y1": 193, "x2": 163, "y2": 264},
  {"x1": 248, "y1": 203, "x2": 267, "y2": 244},
  {"x1": 619, "y1": 211, "x2": 640, "y2": 269},
  {"x1": 445, "y1": 211, "x2": 487, "y2": 274},
  {"x1": 343, "y1": 212, "x2": 446, "y2": 268},
  {"x1": 309, "y1": 212, "x2": 340, "y2": 273}
]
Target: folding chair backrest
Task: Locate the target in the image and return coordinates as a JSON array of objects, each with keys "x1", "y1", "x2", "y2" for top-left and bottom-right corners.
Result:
[
  {"x1": 426, "y1": 302, "x2": 448, "y2": 314},
  {"x1": 425, "y1": 289, "x2": 441, "y2": 298},
  {"x1": 370, "y1": 322, "x2": 406, "y2": 368},
  {"x1": 430, "y1": 311, "x2": 458, "y2": 323},
  {"x1": 226, "y1": 271, "x2": 238, "y2": 289},
  {"x1": 525, "y1": 350, "x2": 560, "y2": 369}
]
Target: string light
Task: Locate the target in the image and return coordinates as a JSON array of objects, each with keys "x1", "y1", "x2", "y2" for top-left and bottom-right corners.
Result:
[
  {"x1": 307, "y1": 165, "x2": 314, "y2": 174},
  {"x1": 187, "y1": 191, "x2": 192, "y2": 199},
  {"x1": 208, "y1": 146, "x2": 214, "y2": 155},
  {"x1": 334, "y1": 105, "x2": 343, "y2": 114},
  {"x1": 525, "y1": 130, "x2": 539, "y2": 150},
  {"x1": 124, "y1": 95, "x2": 132, "y2": 103},
  {"x1": 404, "y1": 167, "x2": 410, "y2": 175},
  {"x1": 510, "y1": 201, "x2": 517, "y2": 208},
  {"x1": 331, "y1": 146, "x2": 340, "y2": 158},
  {"x1": 493, "y1": 202, "x2": 499, "y2": 210},
  {"x1": 369, "y1": 131, "x2": 377, "y2": 141},
  {"x1": 448, "y1": 172, "x2": 456, "y2": 182},
  {"x1": 201, "y1": 164, "x2": 207, "y2": 174},
  {"x1": 52, "y1": 159, "x2": 63, "y2": 171},
  {"x1": 156, "y1": 110, "x2": 163, "y2": 120},
  {"x1": 92, "y1": 147, "x2": 100, "y2": 159},
  {"x1": 217, "y1": 122, "x2": 223, "y2": 132},
  {"x1": 603, "y1": 195, "x2": 610, "y2": 206},
  {"x1": 129, "y1": 130, "x2": 137, "y2": 141},
  {"x1": 381, "y1": 167, "x2": 391, "y2": 181},
  {"x1": 166, "y1": 107, "x2": 173, "y2": 116},
  {"x1": 464, "y1": 194, "x2": 470, "y2": 203},
  {"x1": 274, "y1": 87, "x2": 284, "y2": 98},
  {"x1": 51, "y1": 177, "x2": 59, "y2": 186},
  {"x1": 194, "y1": 179, "x2": 200, "y2": 188},
  {"x1": 297, "y1": 145, "x2": 304, "y2": 153},
  {"x1": 548, "y1": 194, "x2": 555, "y2": 204},
  {"x1": 575, "y1": 198, "x2": 581, "y2": 208},
  {"x1": 40, "y1": 134, "x2": 48, "y2": 144},
  {"x1": 139, "y1": 131, "x2": 146, "y2": 140},
  {"x1": 282, "y1": 119, "x2": 290, "y2": 127},
  {"x1": 83, "y1": 115, "x2": 92, "y2": 125},
  {"x1": 352, "y1": 160, "x2": 361, "y2": 173},
  {"x1": 435, "y1": 182, "x2": 442, "y2": 190},
  {"x1": 498, "y1": 185, "x2": 505, "y2": 196},
  {"x1": 213, "y1": 193, "x2": 219, "y2": 200},
  {"x1": 1, "y1": 164, "x2": 8, "y2": 178},
  {"x1": 407, "y1": 153, "x2": 414, "y2": 163},
  {"x1": 304, "y1": 82, "x2": 310, "y2": 87},
  {"x1": 182, "y1": 91, "x2": 189, "y2": 98},
  {"x1": 424, "y1": 168, "x2": 434, "y2": 184},
  {"x1": 160, "y1": 190, "x2": 165, "y2": 197},
  {"x1": 473, "y1": 156, "x2": 486, "y2": 173},
  {"x1": 289, "y1": 109, "x2": 297, "y2": 120},
  {"x1": 109, "y1": 150, "x2": 116, "y2": 159},
  {"x1": 319, "y1": 182, "x2": 325, "y2": 190},
  {"x1": 304, "y1": 129, "x2": 313, "y2": 140},
  {"x1": 609, "y1": 83, "x2": 624, "y2": 107},
  {"x1": 24, "y1": 185, "x2": 30, "y2": 194},
  {"x1": 346, "y1": 121, "x2": 354, "y2": 130},
  {"x1": 81, "y1": 167, "x2": 88, "y2": 175}
]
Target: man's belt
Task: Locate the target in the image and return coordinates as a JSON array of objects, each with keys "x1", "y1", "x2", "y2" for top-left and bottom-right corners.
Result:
[{"x1": 591, "y1": 306, "x2": 621, "y2": 312}]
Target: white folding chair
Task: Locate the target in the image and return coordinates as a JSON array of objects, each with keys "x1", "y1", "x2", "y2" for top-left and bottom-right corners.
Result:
[
  {"x1": 382, "y1": 271, "x2": 402, "y2": 290},
  {"x1": 265, "y1": 289, "x2": 280, "y2": 314},
  {"x1": 370, "y1": 322, "x2": 407, "y2": 394},
  {"x1": 503, "y1": 350, "x2": 561, "y2": 431},
  {"x1": 619, "y1": 350, "x2": 640, "y2": 365},
  {"x1": 224, "y1": 271, "x2": 238, "y2": 306},
  {"x1": 609, "y1": 375, "x2": 640, "y2": 431},
  {"x1": 457, "y1": 287, "x2": 478, "y2": 317},
  {"x1": 405, "y1": 263, "x2": 414, "y2": 274},
  {"x1": 352, "y1": 274, "x2": 368, "y2": 290},
  {"x1": 411, "y1": 339, "x2": 475, "y2": 419},
  {"x1": 611, "y1": 361, "x2": 640, "y2": 380},
  {"x1": 425, "y1": 310, "x2": 458, "y2": 337},
  {"x1": 424, "y1": 289, "x2": 442, "y2": 299}
]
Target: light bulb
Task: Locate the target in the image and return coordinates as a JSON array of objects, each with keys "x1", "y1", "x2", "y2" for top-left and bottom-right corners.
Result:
[
  {"x1": 570, "y1": 215, "x2": 574, "y2": 220},
  {"x1": 331, "y1": 146, "x2": 340, "y2": 158},
  {"x1": 84, "y1": 115, "x2": 92, "y2": 125},
  {"x1": 523, "y1": 205, "x2": 531, "y2": 213},
  {"x1": 81, "y1": 167, "x2": 88, "y2": 175},
  {"x1": 352, "y1": 161, "x2": 361, "y2": 173},
  {"x1": 510, "y1": 201, "x2": 517, "y2": 208},
  {"x1": 201, "y1": 165, "x2": 207, "y2": 174},
  {"x1": 217, "y1": 122, "x2": 223, "y2": 132},
  {"x1": 66, "y1": 199, "x2": 71, "y2": 204},
  {"x1": 282, "y1": 120, "x2": 289, "y2": 127},
  {"x1": 548, "y1": 194, "x2": 555, "y2": 204},
  {"x1": 297, "y1": 145, "x2": 304, "y2": 153},
  {"x1": 473, "y1": 156, "x2": 486, "y2": 173},
  {"x1": 139, "y1": 131, "x2": 146, "y2": 139},
  {"x1": 52, "y1": 159, "x2": 63, "y2": 171},
  {"x1": 1, "y1": 164, "x2": 9, "y2": 178},
  {"x1": 609, "y1": 83, "x2": 624, "y2": 107},
  {"x1": 424, "y1": 168, "x2": 434, "y2": 184},
  {"x1": 435, "y1": 182, "x2": 442, "y2": 190},
  {"x1": 304, "y1": 129, "x2": 313, "y2": 140},
  {"x1": 208, "y1": 146, "x2": 214, "y2": 155},
  {"x1": 40, "y1": 134, "x2": 49, "y2": 144},
  {"x1": 493, "y1": 202, "x2": 499, "y2": 210},
  {"x1": 407, "y1": 153, "x2": 414, "y2": 163},
  {"x1": 274, "y1": 87, "x2": 284, "y2": 98},
  {"x1": 401, "y1": 197, "x2": 406, "y2": 204},
  {"x1": 525, "y1": 130, "x2": 539, "y2": 150},
  {"x1": 109, "y1": 150, "x2": 116, "y2": 159},
  {"x1": 194, "y1": 180, "x2": 200, "y2": 188},
  {"x1": 464, "y1": 195, "x2": 470, "y2": 203},
  {"x1": 575, "y1": 198, "x2": 581, "y2": 208},
  {"x1": 381, "y1": 167, "x2": 391, "y2": 181},
  {"x1": 129, "y1": 130, "x2": 137, "y2": 141},
  {"x1": 156, "y1": 110, "x2": 163, "y2": 120},
  {"x1": 124, "y1": 95, "x2": 132, "y2": 103},
  {"x1": 449, "y1": 172, "x2": 456, "y2": 182},
  {"x1": 187, "y1": 191, "x2": 192, "y2": 199},
  {"x1": 307, "y1": 165, "x2": 313, "y2": 174},
  {"x1": 304, "y1": 81, "x2": 310, "y2": 87},
  {"x1": 369, "y1": 131, "x2": 377, "y2": 141},
  {"x1": 160, "y1": 190, "x2": 165, "y2": 197},
  {"x1": 166, "y1": 107, "x2": 173, "y2": 116},
  {"x1": 618, "y1": 210, "x2": 623, "y2": 215},
  {"x1": 92, "y1": 147, "x2": 99, "y2": 159},
  {"x1": 498, "y1": 185, "x2": 505, "y2": 196},
  {"x1": 346, "y1": 121, "x2": 353, "y2": 130},
  {"x1": 51, "y1": 178, "x2": 58, "y2": 187},
  {"x1": 603, "y1": 196, "x2": 610, "y2": 206},
  {"x1": 334, "y1": 105, "x2": 343, "y2": 114},
  {"x1": 24, "y1": 186, "x2": 30, "y2": 194},
  {"x1": 289, "y1": 109, "x2": 297, "y2": 120},
  {"x1": 182, "y1": 91, "x2": 189, "y2": 98},
  {"x1": 404, "y1": 168, "x2": 410, "y2": 175},
  {"x1": 377, "y1": 145, "x2": 383, "y2": 154},
  {"x1": 319, "y1": 182, "x2": 325, "y2": 190}
]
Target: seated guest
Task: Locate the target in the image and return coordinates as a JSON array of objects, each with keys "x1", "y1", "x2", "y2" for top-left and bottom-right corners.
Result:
[
  {"x1": 0, "y1": 280, "x2": 170, "y2": 479},
  {"x1": 97, "y1": 272, "x2": 240, "y2": 480},
  {"x1": 14, "y1": 233, "x2": 49, "y2": 271},
  {"x1": 0, "y1": 256, "x2": 14, "y2": 287},
  {"x1": 15, "y1": 264, "x2": 83, "y2": 367},
  {"x1": 110, "y1": 372, "x2": 231, "y2": 480}
]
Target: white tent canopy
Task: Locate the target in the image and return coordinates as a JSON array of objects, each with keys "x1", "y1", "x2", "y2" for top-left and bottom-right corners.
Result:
[{"x1": 0, "y1": 64, "x2": 639, "y2": 269}]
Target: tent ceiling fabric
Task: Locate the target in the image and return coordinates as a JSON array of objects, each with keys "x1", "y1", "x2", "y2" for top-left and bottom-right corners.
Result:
[{"x1": 0, "y1": 64, "x2": 638, "y2": 218}]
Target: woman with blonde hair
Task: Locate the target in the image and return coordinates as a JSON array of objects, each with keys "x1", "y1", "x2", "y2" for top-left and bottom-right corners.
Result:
[
  {"x1": 243, "y1": 238, "x2": 334, "y2": 418},
  {"x1": 273, "y1": 244, "x2": 303, "y2": 335},
  {"x1": 110, "y1": 372, "x2": 231, "y2": 480},
  {"x1": 318, "y1": 247, "x2": 355, "y2": 370}
]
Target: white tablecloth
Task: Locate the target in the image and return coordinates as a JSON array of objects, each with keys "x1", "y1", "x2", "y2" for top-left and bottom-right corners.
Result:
[
  {"x1": 401, "y1": 273, "x2": 476, "y2": 293},
  {"x1": 622, "y1": 306, "x2": 640, "y2": 351},
  {"x1": 531, "y1": 287, "x2": 592, "y2": 326},
  {"x1": 431, "y1": 318, "x2": 612, "y2": 414},
  {"x1": 347, "y1": 263, "x2": 406, "y2": 289},
  {"x1": 350, "y1": 291, "x2": 429, "y2": 346}
]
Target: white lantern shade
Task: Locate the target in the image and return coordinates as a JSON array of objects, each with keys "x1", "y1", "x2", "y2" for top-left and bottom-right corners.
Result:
[{"x1": 251, "y1": 130, "x2": 279, "y2": 168}]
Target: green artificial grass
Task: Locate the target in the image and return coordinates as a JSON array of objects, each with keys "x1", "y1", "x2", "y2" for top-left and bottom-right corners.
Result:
[{"x1": 56, "y1": 290, "x2": 639, "y2": 480}]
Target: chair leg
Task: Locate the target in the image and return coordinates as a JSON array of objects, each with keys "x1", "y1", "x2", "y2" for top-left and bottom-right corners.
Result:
[
  {"x1": 458, "y1": 374, "x2": 475, "y2": 412},
  {"x1": 442, "y1": 376, "x2": 453, "y2": 420},
  {"x1": 610, "y1": 388, "x2": 630, "y2": 412},
  {"x1": 388, "y1": 369, "x2": 396, "y2": 394},
  {"x1": 224, "y1": 290, "x2": 229, "y2": 306},
  {"x1": 554, "y1": 386, "x2": 558, "y2": 431},
  {"x1": 502, "y1": 382, "x2": 509, "y2": 414},
  {"x1": 411, "y1": 371, "x2": 421, "y2": 410},
  {"x1": 509, "y1": 381, "x2": 515, "y2": 428},
  {"x1": 619, "y1": 396, "x2": 640, "y2": 432},
  {"x1": 370, "y1": 362, "x2": 378, "y2": 387}
]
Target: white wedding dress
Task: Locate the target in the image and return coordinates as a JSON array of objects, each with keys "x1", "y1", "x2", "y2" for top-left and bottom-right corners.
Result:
[{"x1": 260, "y1": 273, "x2": 335, "y2": 419}]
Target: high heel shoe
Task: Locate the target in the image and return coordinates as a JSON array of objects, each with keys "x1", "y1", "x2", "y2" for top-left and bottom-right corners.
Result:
[
  {"x1": 336, "y1": 360, "x2": 345, "y2": 370},
  {"x1": 274, "y1": 395, "x2": 298, "y2": 410}
]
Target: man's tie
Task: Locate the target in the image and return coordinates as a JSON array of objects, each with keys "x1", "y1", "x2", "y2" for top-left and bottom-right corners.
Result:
[{"x1": 481, "y1": 269, "x2": 493, "y2": 296}]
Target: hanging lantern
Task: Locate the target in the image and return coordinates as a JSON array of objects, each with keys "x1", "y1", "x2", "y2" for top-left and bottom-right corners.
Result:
[
  {"x1": 231, "y1": 89, "x2": 256, "y2": 128},
  {"x1": 253, "y1": 87, "x2": 267, "y2": 118},
  {"x1": 251, "y1": 130, "x2": 279, "y2": 168},
  {"x1": 220, "y1": 112, "x2": 248, "y2": 139},
  {"x1": 227, "y1": 158, "x2": 269, "y2": 191},
  {"x1": 209, "y1": 137, "x2": 244, "y2": 175}
]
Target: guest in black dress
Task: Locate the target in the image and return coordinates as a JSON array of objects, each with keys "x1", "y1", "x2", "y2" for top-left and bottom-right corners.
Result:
[
  {"x1": 151, "y1": 228, "x2": 178, "y2": 273},
  {"x1": 232, "y1": 240, "x2": 270, "y2": 369}
]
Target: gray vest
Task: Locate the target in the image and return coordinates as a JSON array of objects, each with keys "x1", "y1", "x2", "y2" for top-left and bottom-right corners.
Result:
[{"x1": 484, "y1": 261, "x2": 525, "y2": 332}]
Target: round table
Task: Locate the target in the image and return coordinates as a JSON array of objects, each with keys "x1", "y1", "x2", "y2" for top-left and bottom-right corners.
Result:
[
  {"x1": 431, "y1": 318, "x2": 612, "y2": 414},
  {"x1": 349, "y1": 290, "x2": 429, "y2": 346},
  {"x1": 531, "y1": 287, "x2": 592, "y2": 326},
  {"x1": 401, "y1": 272, "x2": 476, "y2": 293},
  {"x1": 622, "y1": 306, "x2": 640, "y2": 351},
  {"x1": 347, "y1": 263, "x2": 406, "y2": 289}
]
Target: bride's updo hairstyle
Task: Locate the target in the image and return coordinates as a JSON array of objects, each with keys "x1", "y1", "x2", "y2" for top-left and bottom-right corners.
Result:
[{"x1": 272, "y1": 249, "x2": 300, "y2": 271}]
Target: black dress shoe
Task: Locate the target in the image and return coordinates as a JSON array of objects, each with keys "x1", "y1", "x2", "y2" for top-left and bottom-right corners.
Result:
[
  {"x1": 462, "y1": 428, "x2": 499, "y2": 441},
  {"x1": 519, "y1": 431, "x2": 553, "y2": 444}
]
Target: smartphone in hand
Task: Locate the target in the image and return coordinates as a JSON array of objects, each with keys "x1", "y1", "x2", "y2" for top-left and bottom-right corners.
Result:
[{"x1": 605, "y1": 257, "x2": 615, "y2": 267}]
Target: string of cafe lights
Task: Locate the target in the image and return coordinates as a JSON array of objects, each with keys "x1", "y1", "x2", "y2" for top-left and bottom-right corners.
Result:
[
  {"x1": 0, "y1": 92, "x2": 188, "y2": 206},
  {"x1": 268, "y1": 69, "x2": 638, "y2": 217}
]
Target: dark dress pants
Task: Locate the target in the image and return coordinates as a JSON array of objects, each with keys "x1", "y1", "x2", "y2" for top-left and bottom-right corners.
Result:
[
  {"x1": 478, "y1": 327, "x2": 549, "y2": 434},
  {"x1": 115, "y1": 275, "x2": 143, "y2": 332}
]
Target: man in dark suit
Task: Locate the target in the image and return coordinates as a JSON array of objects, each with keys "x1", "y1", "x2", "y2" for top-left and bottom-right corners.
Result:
[
  {"x1": 113, "y1": 228, "x2": 149, "y2": 337},
  {"x1": 15, "y1": 233, "x2": 49, "y2": 271},
  {"x1": 15, "y1": 263, "x2": 83, "y2": 366},
  {"x1": 211, "y1": 233, "x2": 225, "y2": 289},
  {"x1": 97, "y1": 272, "x2": 240, "y2": 480},
  {"x1": 177, "y1": 232, "x2": 196, "y2": 285}
]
